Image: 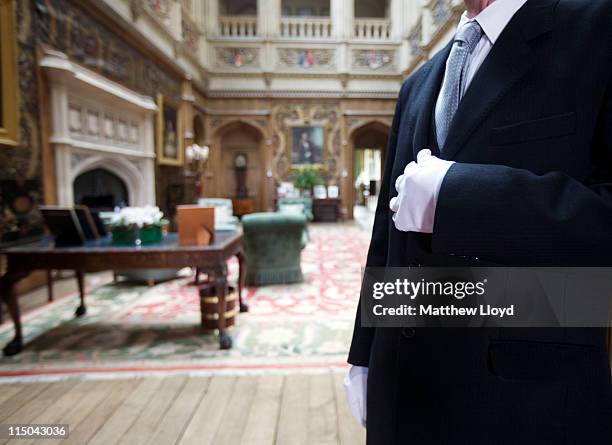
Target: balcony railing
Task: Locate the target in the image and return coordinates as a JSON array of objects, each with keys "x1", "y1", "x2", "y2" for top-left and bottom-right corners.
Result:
[
  {"x1": 219, "y1": 15, "x2": 258, "y2": 38},
  {"x1": 353, "y1": 18, "x2": 392, "y2": 40},
  {"x1": 280, "y1": 17, "x2": 332, "y2": 39}
]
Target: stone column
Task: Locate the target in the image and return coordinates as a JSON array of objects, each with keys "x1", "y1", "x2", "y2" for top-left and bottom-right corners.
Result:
[
  {"x1": 268, "y1": 0, "x2": 281, "y2": 37},
  {"x1": 331, "y1": 0, "x2": 352, "y2": 40},
  {"x1": 257, "y1": 0, "x2": 267, "y2": 37},
  {"x1": 204, "y1": 0, "x2": 219, "y2": 37},
  {"x1": 390, "y1": 0, "x2": 404, "y2": 40}
]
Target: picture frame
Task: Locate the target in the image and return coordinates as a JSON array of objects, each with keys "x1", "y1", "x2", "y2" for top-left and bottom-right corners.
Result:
[
  {"x1": 0, "y1": 0, "x2": 19, "y2": 146},
  {"x1": 156, "y1": 94, "x2": 184, "y2": 166},
  {"x1": 39, "y1": 206, "x2": 86, "y2": 247},
  {"x1": 288, "y1": 124, "x2": 326, "y2": 167}
]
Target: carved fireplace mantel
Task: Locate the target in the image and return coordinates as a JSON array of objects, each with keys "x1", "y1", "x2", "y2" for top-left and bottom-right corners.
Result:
[{"x1": 41, "y1": 49, "x2": 157, "y2": 207}]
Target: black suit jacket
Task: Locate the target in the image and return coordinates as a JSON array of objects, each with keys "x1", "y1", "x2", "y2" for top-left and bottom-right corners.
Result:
[{"x1": 349, "y1": 1, "x2": 612, "y2": 443}]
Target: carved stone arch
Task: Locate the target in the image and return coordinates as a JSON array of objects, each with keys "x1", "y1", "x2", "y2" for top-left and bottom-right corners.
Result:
[
  {"x1": 346, "y1": 119, "x2": 392, "y2": 220},
  {"x1": 347, "y1": 118, "x2": 392, "y2": 140},
  {"x1": 212, "y1": 118, "x2": 266, "y2": 141},
  {"x1": 207, "y1": 118, "x2": 270, "y2": 211},
  {"x1": 71, "y1": 154, "x2": 147, "y2": 206}
]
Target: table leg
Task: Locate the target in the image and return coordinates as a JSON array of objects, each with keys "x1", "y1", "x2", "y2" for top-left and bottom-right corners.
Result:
[
  {"x1": 236, "y1": 249, "x2": 248, "y2": 313},
  {"x1": 46, "y1": 270, "x2": 54, "y2": 302},
  {"x1": 75, "y1": 270, "x2": 87, "y2": 317},
  {"x1": 212, "y1": 267, "x2": 232, "y2": 350},
  {"x1": 1, "y1": 269, "x2": 29, "y2": 356}
]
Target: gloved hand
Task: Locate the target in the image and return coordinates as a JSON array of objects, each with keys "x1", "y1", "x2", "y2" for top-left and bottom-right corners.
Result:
[
  {"x1": 343, "y1": 365, "x2": 368, "y2": 427},
  {"x1": 390, "y1": 149, "x2": 455, "y2": 233}
]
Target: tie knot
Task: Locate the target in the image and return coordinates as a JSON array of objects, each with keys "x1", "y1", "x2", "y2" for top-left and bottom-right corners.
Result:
[{"x1": 454, "y1": 20, "x2": 483, "y2": 53}]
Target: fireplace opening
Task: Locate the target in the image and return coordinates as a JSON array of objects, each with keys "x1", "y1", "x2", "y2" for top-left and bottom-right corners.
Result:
[{"x1": 73, "y1": 168, "x2": 129, "y2": 210}]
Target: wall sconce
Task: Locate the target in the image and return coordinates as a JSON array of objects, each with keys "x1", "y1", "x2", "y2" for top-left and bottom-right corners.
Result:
[
  {"x1": 185, "y1": 144, "x2": 210, "y2": 177},
  {"x1": 185, "y1": 144, "x2": 210, "y2": 198}
]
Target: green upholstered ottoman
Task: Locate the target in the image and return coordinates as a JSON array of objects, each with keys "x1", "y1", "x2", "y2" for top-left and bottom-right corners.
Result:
[{"x1": 242, "y1": 212, "x2": 307, "y2": 286}]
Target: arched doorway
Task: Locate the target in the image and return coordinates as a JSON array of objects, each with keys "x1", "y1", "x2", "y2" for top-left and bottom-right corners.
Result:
[
  {"x1": 73, "y1": 168, "x2": 129, "y2": 210},
  {"x1": 350, "y1": 121, "x2": 389, "y2": 222},
  {"x1": 216, "y1": 121, "x2": 265, "y2": 213}
]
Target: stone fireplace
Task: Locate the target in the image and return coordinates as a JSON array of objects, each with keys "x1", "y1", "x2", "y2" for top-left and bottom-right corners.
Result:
[{"x1": 41, "y1": 50, "x2": 157, "y2": 208}]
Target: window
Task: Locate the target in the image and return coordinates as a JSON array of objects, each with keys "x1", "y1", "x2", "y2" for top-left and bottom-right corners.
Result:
[
  {"x1": 354, "y1": 0, "x2": 390, "y2": 18},
  {"x1": 0, "y1": 0, "x2": 18, "y2": 146},
  {"x1": 281, "y1": 0, "x2": 330, "y2": 17},
  {"x1": 220, "y1": 0, "x2": 257, "y2": 16}
]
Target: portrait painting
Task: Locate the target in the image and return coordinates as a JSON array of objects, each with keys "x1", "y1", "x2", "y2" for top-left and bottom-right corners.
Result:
[
  {"x1": 156, "y1": 95, "x2": 183, "y2": 166},
  {"x1": 290, "y1": 126, "x2": 324, "y2": 166}
]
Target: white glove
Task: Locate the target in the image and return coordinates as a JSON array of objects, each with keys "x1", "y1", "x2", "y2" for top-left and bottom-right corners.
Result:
[
  {"x1": 390, "y1": 149, "x2": 455, "y2": 233},
  {"x1": 343, "y1": 365, "x2": 368, "y2": 428}
]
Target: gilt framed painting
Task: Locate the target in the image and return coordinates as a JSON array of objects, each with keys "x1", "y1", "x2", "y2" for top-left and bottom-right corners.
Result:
[
  {"x1": 289, "y1": 125, "x2": 325, "y2": 167},
  {"x1": 156, "y1": 94, "x2": 183, "y2": 166}
]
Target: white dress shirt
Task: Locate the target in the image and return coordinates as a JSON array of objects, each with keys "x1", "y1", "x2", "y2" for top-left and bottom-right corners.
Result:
[
  {"x1": 436, "y1": 0, "x2": 529, "y2": 112},
  {"x1": 347, "y1": 0, "x2": 529, "y2": 428}
]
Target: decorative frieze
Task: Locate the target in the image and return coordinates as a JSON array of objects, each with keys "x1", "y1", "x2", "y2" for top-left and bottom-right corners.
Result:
[
  {"x1": 182, "y1": 15, "x2": 200, "y2": 53},
  {"x1": 352, "y1": 49, "x2": 395, "y2": 71},
  {"x1": 215, "y1": 47, "x2": 260, "y2": 68},
  {"x1": 408, "y1": 23, "x2": 423, "y2": 57},
  {"x1": 277, "y1": 48, "x2": 335, "y2": 70},
  {"x1": 67, "y1": 97, "x2": 142, "y2": 149}
]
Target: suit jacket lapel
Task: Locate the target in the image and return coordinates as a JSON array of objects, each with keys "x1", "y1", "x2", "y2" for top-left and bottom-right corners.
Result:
[
  {"x1": 392, "y1": 42, "x2": 452, "y2": 182},
  {"x1": 441, "y1": 0, "x2": 558, "y2": 160}
]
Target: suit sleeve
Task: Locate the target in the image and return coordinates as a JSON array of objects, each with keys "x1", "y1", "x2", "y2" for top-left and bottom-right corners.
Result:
[
  {"x1": 348, "y1": 85, "x2": 404, "y2": 366},
  {"x1": 432, "y1": 78, "x2": 612, "y2": 266}
]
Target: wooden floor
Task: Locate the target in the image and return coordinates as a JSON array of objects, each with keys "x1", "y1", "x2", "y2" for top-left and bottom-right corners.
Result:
[{"x1": 0, "y1": 372, "x2": 365, "y2": 445}]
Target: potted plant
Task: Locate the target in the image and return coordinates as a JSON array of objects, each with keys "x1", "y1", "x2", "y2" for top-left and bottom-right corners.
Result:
[
  {"x1": 109, "y1": 206, "x2": 167, "y2": 246},
  {"x1": 293, "y1": 166, "x2": 324, "y2": 197}
]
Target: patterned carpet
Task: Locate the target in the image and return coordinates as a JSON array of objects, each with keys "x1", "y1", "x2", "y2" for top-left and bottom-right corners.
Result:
[{"x1": 0, "y1": 223, "x2": 370, "y2": 377}]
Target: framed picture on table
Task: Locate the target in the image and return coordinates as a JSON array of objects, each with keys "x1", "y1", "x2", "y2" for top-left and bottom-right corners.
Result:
[{"x1": 156, "y1": 94, "x2": 184, "y2": 166}]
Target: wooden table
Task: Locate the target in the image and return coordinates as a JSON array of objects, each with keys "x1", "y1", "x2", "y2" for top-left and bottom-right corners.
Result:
[
  {"x1": 313, "y1": 198, "x2": 342, "y2": 222},
  {"x1": 0, "y1": 232, "x2": 247, "y2": 356}
]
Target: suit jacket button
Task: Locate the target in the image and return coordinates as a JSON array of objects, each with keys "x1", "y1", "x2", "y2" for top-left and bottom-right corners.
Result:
[{"x1": 402, "y1": 327, "x2": 415, "y2": 339}]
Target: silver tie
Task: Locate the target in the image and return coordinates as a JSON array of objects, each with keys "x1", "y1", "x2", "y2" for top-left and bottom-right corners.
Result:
[{"x1": 435, "y1": 21, "x2": 483, "y2": 151}]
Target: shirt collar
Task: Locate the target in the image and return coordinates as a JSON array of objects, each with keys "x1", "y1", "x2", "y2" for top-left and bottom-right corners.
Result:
[{"x1": 457, "y1": 0, "x2": 528, "y2": 45}]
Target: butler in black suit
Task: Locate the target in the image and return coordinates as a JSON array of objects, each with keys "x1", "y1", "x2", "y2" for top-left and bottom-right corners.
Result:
[{"x1": 346, "y1": 0, "x2": 612, "y2": 443}]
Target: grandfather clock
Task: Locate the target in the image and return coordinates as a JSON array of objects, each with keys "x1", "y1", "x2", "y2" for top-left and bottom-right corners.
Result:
[
  {"x1": 232, "y1": 153, "x2": 255, "y2": 217},
  {"x1": 234, "y1": 153, "x2": 248, "y2": 197}
]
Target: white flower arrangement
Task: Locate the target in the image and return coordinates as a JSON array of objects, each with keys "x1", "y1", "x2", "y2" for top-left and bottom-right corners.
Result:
[
  {"x1": 185, "y1": 144, "x2": 209, "y2": 162},
  {"x1": 109, "y1": 206, "x2": 165, "y2": 229}
]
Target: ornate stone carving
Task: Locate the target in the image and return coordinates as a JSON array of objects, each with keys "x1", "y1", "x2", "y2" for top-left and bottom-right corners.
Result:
[
  {"x1": 68, "y1": 105, "x2": 83, "y2": 133},
  {"x1": 277, "y1": 48, "x2": 335, "y2": 70},
  {"x1": 35, "y1": 0, "x2": 182, "y2": 102},
  {"x1": 270, "y1": 104, "x2": 341, "y2": 182},
  {"x1": 87, "y1": 111, "x2": 100, "y2": 136},
  {"x1": 71, "y1": 152, "x2": 91, "y2": 169},
  {"x1": 182, "y1": 15, "x2": 200, "y2": 53},
  {"x1": 68, "y1": 97, "x2": 142, "y2": 148},
  {"x1": 431, "y1": 0, "x2": 452, "y2": 26},
  {"x1": 215, "y1": 47, "x2": 259, "y2": 68},
  {"x1": 145, "y1": 0, "x2": 172, "y2": 26},
  {"x1": 347, "y1": 117, "x2": 362, "y2": 130},
  {"x1": 352, "y1": 49, "x2": 395, "y2": 71},
  {"x1": 408, "y1": 23, "x2": 423, "y2": 57}
]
